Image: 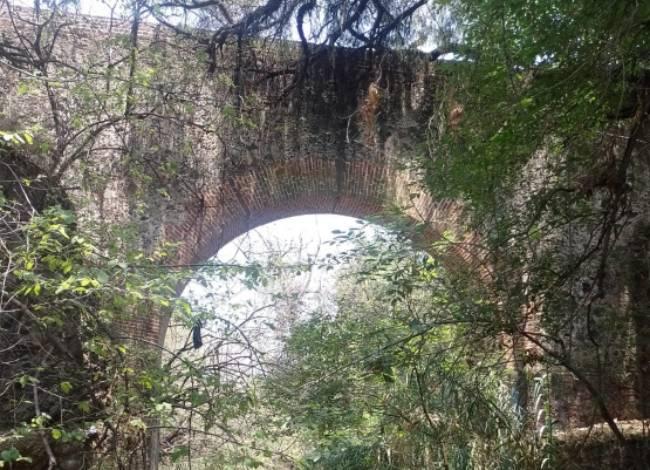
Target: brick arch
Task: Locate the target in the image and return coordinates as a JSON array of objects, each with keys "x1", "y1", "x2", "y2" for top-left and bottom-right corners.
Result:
[
  {"x1": 145, "y1": 156, "x2": 477, "y2": 347},
  {"x1": 164, "y1": 157, "x2": 469, "y2": 266},
  {"x1": 122, "y1": 154, "x2": 487, "y2": 352}
]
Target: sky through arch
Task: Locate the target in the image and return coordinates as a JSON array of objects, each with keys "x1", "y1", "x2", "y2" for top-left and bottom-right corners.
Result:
[{"x1": 166, "y1": 214, "x2": 391, "y2": 366}]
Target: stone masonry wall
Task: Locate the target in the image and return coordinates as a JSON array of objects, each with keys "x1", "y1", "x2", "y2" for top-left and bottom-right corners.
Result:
[{"x1": 0, "y1": 6, "x2": 472, "y2": 349}]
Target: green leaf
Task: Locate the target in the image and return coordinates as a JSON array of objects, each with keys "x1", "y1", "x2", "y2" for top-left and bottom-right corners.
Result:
[
  {"x1": 170, "y1": 446, "x2": 189, "y2": 462},
  {"x1": 16, "y1": 82, "x2": 30, "y2": 95},
  {"x1": 0, "y1": 448, "x2": 21, "y2": 461},
  {"x1": 18, "y1": 375, "x2": 37, "y2": 387},
  {"x1": 59, "y1": 381, "x2": 73, "y2": 394},
  {"x1": 128, "y1": 418, "x2": 146, "y2": 430},
  {"x1": 520, "y1": 97, "x2": 534, "y2": 108}
]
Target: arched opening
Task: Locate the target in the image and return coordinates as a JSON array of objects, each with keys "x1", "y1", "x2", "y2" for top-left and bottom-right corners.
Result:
[
  {"x1": 165, "y1": 214, "x2": 386, "y2": 375},
  {"x1": 148, "y1": 157, "x2": 480, "y2": 352}
]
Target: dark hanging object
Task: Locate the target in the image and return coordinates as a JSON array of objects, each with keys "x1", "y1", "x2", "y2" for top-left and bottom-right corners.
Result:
[{"x1": 192, "y1": 320, "x2": 203, "y2": 349}]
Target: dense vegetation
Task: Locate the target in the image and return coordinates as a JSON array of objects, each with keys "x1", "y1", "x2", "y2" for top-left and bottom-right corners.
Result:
[
  {"x1": 1, "y1": 0, "x2": 649, "y2": 468},
  {"x1": 263, "y1": 236, "x2": 554, "y2": 469}
]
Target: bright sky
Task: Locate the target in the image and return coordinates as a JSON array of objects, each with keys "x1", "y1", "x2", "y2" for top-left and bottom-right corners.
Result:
[
  {"x1": 171, "y1": 214, "x2": 377, "y2": 362},
  {"x1": 216, "y1": 214, "x2": 364, "y2": 262},
  {"x1": 8, "y1": 0, "x2": 444, "y2": 52},
  {"x1": 184, "y1": 213, "x2": 372, "y2": 313},
  {"x1": 10, "y1": 0, "x2": 115, "y2": 17}
]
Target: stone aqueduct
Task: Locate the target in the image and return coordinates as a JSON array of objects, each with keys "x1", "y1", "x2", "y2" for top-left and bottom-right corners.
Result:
[
  {"x1": 0, "y1": 7, "x2": 474, "y2": 345},
  {"x1": 2, "y1": 5, "x2": 649, "y2": 447}
]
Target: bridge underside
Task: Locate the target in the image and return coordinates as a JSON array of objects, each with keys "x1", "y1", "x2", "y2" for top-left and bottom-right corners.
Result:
[{"x1": 165, "y1": 157, "x2": 467, "y2": 267}]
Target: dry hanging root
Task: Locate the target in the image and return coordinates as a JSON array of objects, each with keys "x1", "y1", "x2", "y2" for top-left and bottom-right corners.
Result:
[
  {"x1": 447, "y1": 102, "x2": 464, "y2": 131},
  {"x1": 360, "y1": 81, "x2": 381, "y2": 146}
]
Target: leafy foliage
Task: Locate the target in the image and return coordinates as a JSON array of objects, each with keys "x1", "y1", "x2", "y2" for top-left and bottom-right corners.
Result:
[{"x1": 264, "y1": 237, "x2": 554, "y2": 469}]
